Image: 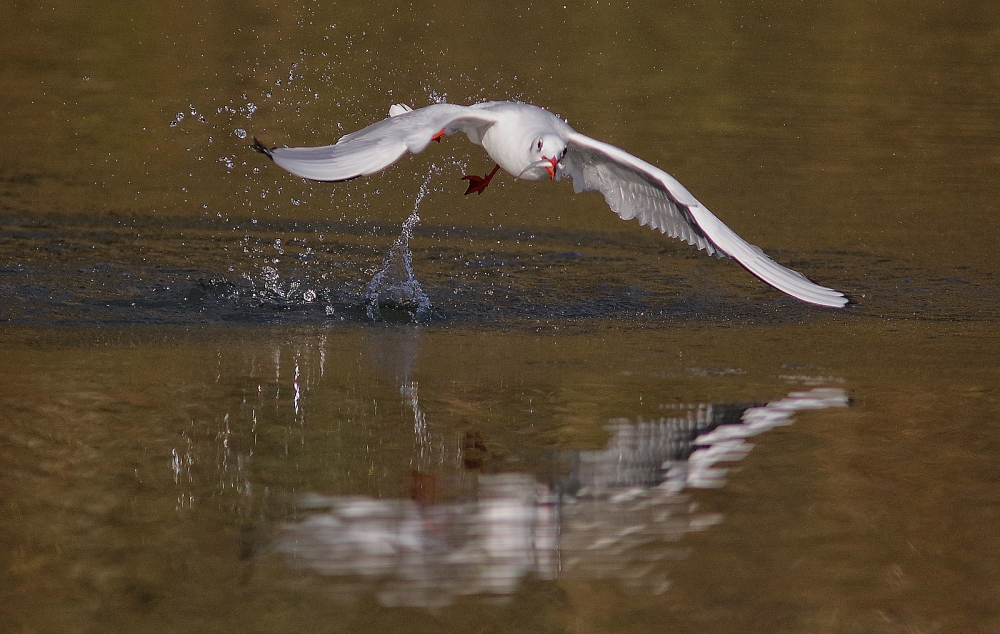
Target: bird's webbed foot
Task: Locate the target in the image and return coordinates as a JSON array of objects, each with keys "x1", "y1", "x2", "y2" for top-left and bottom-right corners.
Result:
[{"x1": 462, "y1": 164, "x2": 501, "y2": 195}]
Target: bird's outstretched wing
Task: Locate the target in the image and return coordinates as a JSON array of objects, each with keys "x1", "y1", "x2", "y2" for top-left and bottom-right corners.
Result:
[
  {"x1": 561, "y1": 132, "x2": 847, "y2": 308},
  {"x1": 254, "y1": 103, "x2": 499, "y2": 182}
]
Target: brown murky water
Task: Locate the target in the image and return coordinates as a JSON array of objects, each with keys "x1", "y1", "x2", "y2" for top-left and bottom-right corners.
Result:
[{"x1": 3, "y1": 1, "x2": 1000, "y2": 632}]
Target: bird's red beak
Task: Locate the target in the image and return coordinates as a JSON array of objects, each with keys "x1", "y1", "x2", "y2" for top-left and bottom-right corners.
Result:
[{"x1": 544, "y1": 157, "x2": 557, "y2": 180}]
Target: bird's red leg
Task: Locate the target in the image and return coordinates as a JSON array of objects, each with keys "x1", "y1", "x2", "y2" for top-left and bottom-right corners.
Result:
[
  {"x1": 432, "y1": 129, "x2": 445, "y2": 143},
  {"x1": 462, "y1": 164, "x2": 501, "y2": 195}
]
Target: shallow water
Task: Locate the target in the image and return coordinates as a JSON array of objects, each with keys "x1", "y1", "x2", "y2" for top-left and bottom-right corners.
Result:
[{"x1": 3, "y1": 1, "x2": 1000, "y2": 632}]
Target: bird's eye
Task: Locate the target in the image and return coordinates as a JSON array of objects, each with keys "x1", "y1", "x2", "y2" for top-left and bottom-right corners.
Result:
[{"x1": 536, "y1": 140, "x2": 542, "y2": 151}]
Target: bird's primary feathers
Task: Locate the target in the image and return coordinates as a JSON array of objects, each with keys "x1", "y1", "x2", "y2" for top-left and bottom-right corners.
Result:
[{"x1": 252, "y1": 101, "x2": 847, "y2": 308}]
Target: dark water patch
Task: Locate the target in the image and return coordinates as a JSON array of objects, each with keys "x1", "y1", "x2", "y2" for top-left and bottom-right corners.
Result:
[{"x1": 1, "y1": 212, "x2": 997, "y2": 327}]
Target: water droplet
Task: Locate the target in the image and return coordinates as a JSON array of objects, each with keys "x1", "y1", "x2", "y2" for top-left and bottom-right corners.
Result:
[{"x1": 234, "y1": 128, "x2": 247, "y2": 139}]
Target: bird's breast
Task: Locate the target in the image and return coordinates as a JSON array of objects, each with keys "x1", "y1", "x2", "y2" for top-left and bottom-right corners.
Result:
[
  {"x1": 476, "y1": 103, "x2": 572, "y2": 180},
  {"x1": 480, "y1": 125, "x2": 533, "y2": 177}
]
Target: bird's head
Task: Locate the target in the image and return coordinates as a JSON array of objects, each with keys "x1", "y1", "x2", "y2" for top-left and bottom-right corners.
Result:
[{"x1": 519, "y1": 134, "x2": 567, "y2": 180}]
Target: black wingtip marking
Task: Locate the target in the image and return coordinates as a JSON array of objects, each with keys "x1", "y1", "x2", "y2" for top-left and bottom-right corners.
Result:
[{"x1": 250, "y1": 137, "x2": 274, "y2": 160}]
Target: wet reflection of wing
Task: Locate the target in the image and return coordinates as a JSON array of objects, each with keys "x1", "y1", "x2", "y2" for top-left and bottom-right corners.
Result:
[
  {"x1": 684, "y1": 387, "x2": 849, "y2": 488},
  {"x1": 277, "y1": 387, "x2": 848, "y2": 606},
  {"x1": 561, "y1": 132, "x2": 848, "y2": 308},
  {"x1": 257, "y1": 103, "x2": 499, "y2": 182}
]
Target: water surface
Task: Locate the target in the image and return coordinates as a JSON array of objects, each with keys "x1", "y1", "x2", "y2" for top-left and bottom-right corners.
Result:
[{"x1": 2, "y1": 1, "x2": 1000, "y2": 632}]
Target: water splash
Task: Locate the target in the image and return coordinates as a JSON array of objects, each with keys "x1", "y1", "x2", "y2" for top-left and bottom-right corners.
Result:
[
  {"x1": 239, "y1": 263, "x2": 323, "y2": 309},
  {"x1": 364, "y1": 170, "x2": 437, "y2": 322}
]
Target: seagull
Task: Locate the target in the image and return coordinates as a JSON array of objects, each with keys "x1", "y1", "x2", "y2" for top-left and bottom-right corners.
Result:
[{"x1": 252, "y1": 101, "x2": 847, "y2": 307}]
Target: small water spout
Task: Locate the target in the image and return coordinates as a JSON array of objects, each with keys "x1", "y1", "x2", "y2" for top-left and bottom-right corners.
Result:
[{"x1": 364, "y1": 170, "x2": 436, "y2": 321}]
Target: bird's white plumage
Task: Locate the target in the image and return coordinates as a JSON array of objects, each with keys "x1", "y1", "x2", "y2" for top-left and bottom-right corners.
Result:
[
  {"x1": 268, "y1": 103, "x2": 500, "y2": 181},
  {"x1": 558, "y1": 132, "x2": 847, "y2": 307},
  {"x1": 558, "y1": 133, "x2": 719, "y2": 255},
  {"x1": 258, "y1": 101, "x2": 847, "y2": 307}
]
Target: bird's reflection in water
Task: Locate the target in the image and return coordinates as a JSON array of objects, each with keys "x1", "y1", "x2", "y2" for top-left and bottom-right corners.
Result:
[{"x1": 278, "y1": 388, "x2": 848, "y2": 606}]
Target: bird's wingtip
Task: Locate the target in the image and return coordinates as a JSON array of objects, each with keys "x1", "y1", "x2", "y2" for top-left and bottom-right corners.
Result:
[
  {"x1": 805, "y1": 287, "x2": 849, "y2": 308},
  {"x1": 835, "y1": 290, "x2": 856, "y2": 308},
  {"x1": 250, "y1": 137, "x2": 274, "y2": 160}
]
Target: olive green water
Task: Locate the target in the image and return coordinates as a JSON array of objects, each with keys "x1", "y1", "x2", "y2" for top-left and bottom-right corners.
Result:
[{"x1": 3, "y1": 1, "x2": 1000, "y2": 632}]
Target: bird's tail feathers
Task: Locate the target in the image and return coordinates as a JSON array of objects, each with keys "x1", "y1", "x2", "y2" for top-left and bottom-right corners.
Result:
[{"x1": 388, "y1": 104, "x2": 413, "y2": 117}]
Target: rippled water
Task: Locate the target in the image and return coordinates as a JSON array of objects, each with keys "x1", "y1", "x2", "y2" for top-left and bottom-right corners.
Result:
[{"x1": 3, "y1": 1, "x2": 1000, "y2": 632}]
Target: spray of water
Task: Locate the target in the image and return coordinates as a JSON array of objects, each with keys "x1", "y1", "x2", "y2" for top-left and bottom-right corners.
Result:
[{"x1": 364, "y1": 169, "x2": 437, "y2": 321}]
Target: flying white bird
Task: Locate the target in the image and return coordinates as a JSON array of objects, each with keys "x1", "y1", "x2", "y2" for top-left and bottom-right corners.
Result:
[{"x1": 252, "y1": 101, "x2": 847, "y2": 307}]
